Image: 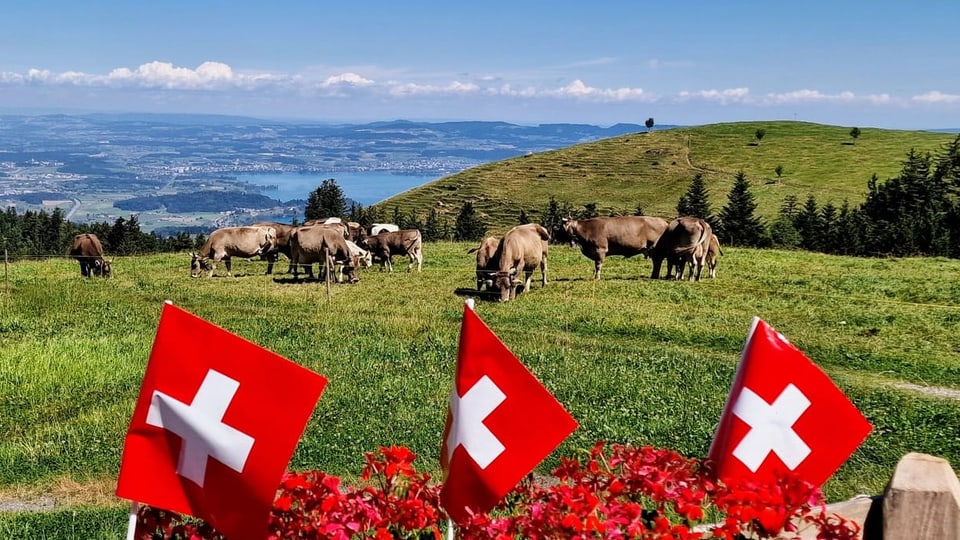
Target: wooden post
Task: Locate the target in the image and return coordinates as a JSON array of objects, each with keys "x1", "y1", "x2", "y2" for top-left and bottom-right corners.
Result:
[
  {"x1": 324, "y1": 247, "x2": 332, "y2": 300},
  {"x1": 3, "y1": 248, "x2": 8, "y2": 297}
]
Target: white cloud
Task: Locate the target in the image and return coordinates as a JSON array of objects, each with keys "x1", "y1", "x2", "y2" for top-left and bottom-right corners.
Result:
[
  {"x1": 912, "y1": 91, "x2": 960, "y2": 104},
  {"x1": 676, "y1": 88, "x2": 750, "y2": 104},
  {"x1": 321, "y1": 72, "x2": 374, "y2": 87},
  {"x1": 387, "y1": 81, "x2": 480, "y2": 97},
  {"x1": 549, "y1": 79, "x2": 651, "y2": 102}
]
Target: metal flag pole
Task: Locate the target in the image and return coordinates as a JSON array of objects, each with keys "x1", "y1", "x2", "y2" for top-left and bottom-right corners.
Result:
[{"x1": 125, "y1": 501, "x2": 139, "y2": 540}]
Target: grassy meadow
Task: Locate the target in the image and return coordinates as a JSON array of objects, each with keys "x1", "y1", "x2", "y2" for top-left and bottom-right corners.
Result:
[
  {"x1": 376, "y1": 121, "x2": 957, "y2": 233},
  {"x1": 1, "y1": 242, "x2": 960, "y2": 536}
]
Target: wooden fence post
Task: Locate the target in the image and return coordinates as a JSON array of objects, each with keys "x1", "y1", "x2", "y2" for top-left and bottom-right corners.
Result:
[{"x1": 3, "y1": 248, "x2": 8, "y2": 297}]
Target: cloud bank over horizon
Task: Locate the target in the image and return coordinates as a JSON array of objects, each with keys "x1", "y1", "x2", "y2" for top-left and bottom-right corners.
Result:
[{"x1": 2, "y1": 60, "x2": 958, "y2": 128}]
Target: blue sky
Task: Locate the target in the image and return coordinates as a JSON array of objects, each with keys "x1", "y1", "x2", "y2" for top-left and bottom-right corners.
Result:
[{"x1": 1, "y1": 1, "x2": 957, "y2": 129}]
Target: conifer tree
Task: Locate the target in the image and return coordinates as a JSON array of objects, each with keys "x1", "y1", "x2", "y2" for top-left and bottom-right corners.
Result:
[
  {"x1": 453, "y1": 201, "x2": 485, "y2": 241},
  {"x1": 794, "y1": 194, "x2": 823, "y2": 252},
  {"x1": 716, "y1": 171, "x2": 766, "y2": 247},
  {"x1": 540, "y1": 196, "x2": 564, "y2": 243},
  {"x1": 305, "y1": 178, "x2": 346, "y2": 221},
  {"x1": 677, "y1": 173, "x2": 713, "y2": 223}
]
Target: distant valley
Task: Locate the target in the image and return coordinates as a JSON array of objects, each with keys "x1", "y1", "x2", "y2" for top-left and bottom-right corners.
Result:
[{"x1": 0, "y1": 113, "x2": 660, "y2": 232}]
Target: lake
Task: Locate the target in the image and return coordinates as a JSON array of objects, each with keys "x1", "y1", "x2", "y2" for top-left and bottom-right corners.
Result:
[{"x1": 238, "y1": 172, "x2": 440, "y2": 206}]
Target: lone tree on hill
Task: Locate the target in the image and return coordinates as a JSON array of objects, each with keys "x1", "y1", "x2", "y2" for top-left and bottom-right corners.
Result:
[
  {"x1": 716, "y1": 171, "x2": 767, "y2": 247},
  {"x1": 775, "y1": 164, "x2": 784, "y2": 184},
  {"x1": 850, "y1": 127, "x2": 862, "y2": 144},
  {"x1": 754, "y1": 128, "x2": 766, "y2": 145},
  {"x1": 677, "y1": 173, "x2": 713, "y2": 223},
  {"x1": 645, "y1": 117, "x2": 655, "y2": 133},
  {"x1": 305, "y1": 178, "x2": 346, "y2": 221}
]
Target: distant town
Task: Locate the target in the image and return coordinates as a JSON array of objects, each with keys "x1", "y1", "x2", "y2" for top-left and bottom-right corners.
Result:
[{"x1": 0, "y1": 113, "x2": 649, "y2": 232}]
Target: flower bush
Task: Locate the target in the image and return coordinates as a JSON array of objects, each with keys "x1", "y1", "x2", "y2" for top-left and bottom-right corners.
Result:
[{"x1": 134, "y1": 443, "x2": 860, "y2": 539}]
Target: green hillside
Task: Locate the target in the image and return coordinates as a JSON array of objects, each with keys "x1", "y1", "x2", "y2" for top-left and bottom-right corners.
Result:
[{"x1": 374, "y1": 121, "x2": 956, "y2": 233}]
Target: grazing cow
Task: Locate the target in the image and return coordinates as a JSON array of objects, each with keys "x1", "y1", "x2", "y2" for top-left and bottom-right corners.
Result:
[
  {"x1": 467, "y1": 236, "x2": 500, "y2": 291},
  {"x1": 370, "y1": 223, "x2": 400, "y2": 236},
  {"x1": 191, "y1": 226, "x2": 276, "y2": 278},
  {"x1": 346, "y1": 221, "x2": 367, "y2": 244},
  {"x1": 345, "y1": 239, "x2": 373, "y2": 268},
  {"x1": 562, "y1": 216, "x2": 669, "y2": 279},
  {"x1": 494, "y1": 224, "x2": 550, "y2": 302},
  {"x1": 251, "y1": 221, "x2": 296, "y2": 275},
  {"x1": 650, "y1": 216, "x2": 714, "y2": 282},
  {"x1": 705, "y1": 235, "x2": 722, "y2": 279},
  {"x1": 362, "y1": 229, "x2": 423, "y2": 272},
  {"x1": 289, "y1": 225, "x2": 360, "y2": 283},
  {"x1": 69, "y1": 233, "x2": 112, "y2": 278}
]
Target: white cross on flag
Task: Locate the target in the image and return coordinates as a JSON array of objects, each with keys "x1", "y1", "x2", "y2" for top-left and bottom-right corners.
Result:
[
  {"x1": 709, "y1": 317, "x2": 872, "y2": 487},
  {"x1": 440, "y1": 301, "x2": 578, "y2": 523},
  {"x1": 116, "y1": 302, "x2": 327, "y2": 540}
]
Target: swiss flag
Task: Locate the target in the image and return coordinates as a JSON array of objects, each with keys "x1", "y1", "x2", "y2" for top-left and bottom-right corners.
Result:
[
  {"x1": 708, "y1": 317, "x2": 872, "y2": 487},
  {"x1": 116, "y1": 302, "x2": 327, "y2": 540},
  {"x1": 440, "y1": 301, "x2": 578, "y2": 523}
]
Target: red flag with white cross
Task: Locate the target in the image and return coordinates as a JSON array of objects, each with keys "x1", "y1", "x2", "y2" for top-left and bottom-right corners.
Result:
[
  {"x1": 116, "y1": 302, "x2": 327, "y2": 540},
  {"x1": 440, "y1": 300, "x2": 578, "y2": 523},
  {"x1": 708, "y1": 317, "x2": 872, "y2": 487}
]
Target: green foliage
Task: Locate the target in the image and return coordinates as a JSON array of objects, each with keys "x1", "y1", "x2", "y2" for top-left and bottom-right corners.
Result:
[
  {"x1": 755, "y1": 128, "x2": 766, "y2": 144},
  {"x1": 453, "y1": 201, "x2": 485, "y2": 241},
  {"x1": 715, "y1": 171, "x2": 767, "y2": 247},
  {"x1": 677, "y1": 173, "x2": 713, "y2": 223},
  {"x1": 645, "y1": 117, "x2": 655, "y2": 132},
  {"x1": 305, "y1": 178, "x2": 346, "y2": 221},
  {"x1": 850, "y1": 127, "x2": 862, "y2": 142},
  {"x1": 859, "y1": 142, "x2": 960, "y2": 257}
]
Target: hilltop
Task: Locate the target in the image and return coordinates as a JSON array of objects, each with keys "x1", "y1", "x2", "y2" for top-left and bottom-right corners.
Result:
[{"x1": 373, "y1": 121, "x2": 957, "y2": 232}]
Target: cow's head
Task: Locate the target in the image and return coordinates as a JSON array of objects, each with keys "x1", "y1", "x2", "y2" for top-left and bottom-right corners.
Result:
[
  {"x1": 343, "y1": 254, "x2": 361, "y2": 283},
  {"x1": 190, "y1": 253, "x2": 211, "y2": 278},
  {"x1": 100, "y1": 259, "x2": 113, "y2": 278},
  {"x1": 495, "y1": 268, "x2": 520, "y2": 302},
  {"x1": 560, "y1": 217, "x2": 578, "y2": 247}
]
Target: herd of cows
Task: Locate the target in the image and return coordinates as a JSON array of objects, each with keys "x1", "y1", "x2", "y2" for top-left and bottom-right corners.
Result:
[{"x1": 68, "y1": 215, "x2": 720, "y2": 302}]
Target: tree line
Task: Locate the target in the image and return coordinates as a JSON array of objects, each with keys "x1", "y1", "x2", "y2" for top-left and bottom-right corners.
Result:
[{"x1": 3, "y1": 135, "x2": 958, "y2": 260}]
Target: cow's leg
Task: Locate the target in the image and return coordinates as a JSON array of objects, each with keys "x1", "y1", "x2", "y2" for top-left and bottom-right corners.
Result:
[
  {"x1": 386, "y1": 255, "x2": 394, "y2": 273},
  {"x1": 523, "y1": 270, "x2": 534, "y2": 293},
  {"x1": 651, "y1": 255, "x2": 664, "y2": 279},
  {"x1": 540, "y1": 258, "x2": 548, "y2": 287},
  {"x1": 415, "y1": 249, "x2": 423, "y2": 272},
  {"x1": 224, "y1": 257, "x2": 233, "y2": 277}
]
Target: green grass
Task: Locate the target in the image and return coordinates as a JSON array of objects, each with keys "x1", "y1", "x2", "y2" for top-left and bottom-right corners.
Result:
[
  {"x1": 375, "y1": 121, "x2": 956, "y2": 233},
  {"x1": 2, "y1": 244, "x2": 960, "y2": 536}
]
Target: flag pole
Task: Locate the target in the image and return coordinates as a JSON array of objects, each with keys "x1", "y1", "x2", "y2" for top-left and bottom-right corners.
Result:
[
  {"x1": 446, "y1": 517, "x2": 455, "y2": 540},
  {"x1": 125, "y1": 501, "x2": 139, "y2": 540}
]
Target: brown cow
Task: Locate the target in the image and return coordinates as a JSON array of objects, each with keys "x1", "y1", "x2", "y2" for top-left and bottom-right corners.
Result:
[
  {"x1": 191, "y1": 226, "x2": 276, "y2": 278},
  {"x1": 362, "y1": 229, "x2": 423, "y2": 272},
  {"x1": 289, "y1": 225, "x2": 360, "y2": 283},
  {"x1": 562, "y1": 216, "x2": 669, "y2": 279},
  {"x1": 251, "y1": 221, "x2": 296, "y2": 275},
  {"x1": 494, "y1": 224, "x2": 550, "y2": 302},
  {"x1": 69, "y1": 233, "x2": 112, "y2": 277},
  {"x1": 467, "y1": 236, "x2": 500, "y2": 291},
  {"x1": 650, "y1": 216, "x2": 714, "y2": 281},
  {"x1": 705, "y1": 235, "x2": 722, "y2": 279}
]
